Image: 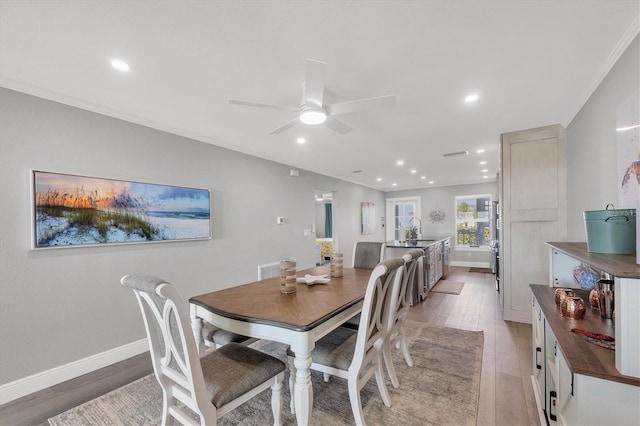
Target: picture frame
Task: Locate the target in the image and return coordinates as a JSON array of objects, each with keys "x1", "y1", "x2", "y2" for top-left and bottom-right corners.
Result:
[
  {"x1": 31, "y1": 170, "x2": 211, "y2": 249},
  {"x1": 361, "y1": 202, "x2": 375, "y2": 235}
]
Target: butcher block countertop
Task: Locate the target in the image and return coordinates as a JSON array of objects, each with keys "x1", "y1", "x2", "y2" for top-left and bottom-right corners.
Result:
[{"x1": 530, "y1": 284, "x2": 639, "y2": 387}]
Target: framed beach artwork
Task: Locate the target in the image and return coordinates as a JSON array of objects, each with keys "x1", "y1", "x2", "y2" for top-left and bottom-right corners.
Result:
[
  {"x1": 31, "y1": 171, "x2": 211, "y2": 249},
  {"x1": 361, "y1": 202, "x2": 375, "y2": 235}
]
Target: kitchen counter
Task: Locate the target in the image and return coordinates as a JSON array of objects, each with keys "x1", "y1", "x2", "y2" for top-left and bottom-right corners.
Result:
[
  {"x1": 385, "y1": 237, "x2": 448, "y2": 249},
  {"x1": 530, "y1": 284, "x2": 639, "y2": 387}
]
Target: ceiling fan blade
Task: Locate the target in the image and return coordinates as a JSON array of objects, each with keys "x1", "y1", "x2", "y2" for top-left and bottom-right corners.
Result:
[
  {"x1": 229, "y1": 99, "x2": 298, "y2": 113},
  {"x1": 270, "y1": 118, "x2": 300, "y2": 134},
  {"x1": 304, "y1": 59, "x2": 327, "y2": 109},
  {"x1": 326, "y1": 95, "x2": 396, "y2": 116},
  {"x1": 325, "y1": 116, "x2": 352, "y2": 134}
]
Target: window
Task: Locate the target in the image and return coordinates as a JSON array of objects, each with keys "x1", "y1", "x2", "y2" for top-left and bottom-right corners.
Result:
[
  {"x1": 386, "y1": 197, "x2": 421, "y2": 241},
  {"x1": 455, "y1": 194, "x2": 491, "y2": 247}
]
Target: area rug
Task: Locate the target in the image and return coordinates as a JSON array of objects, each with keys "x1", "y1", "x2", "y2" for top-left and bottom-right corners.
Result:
[
  {"x1": 49, "y1": 322, "x2": 483, "y2": 426},
  {"x1": 469, "y1": 267, "x2": 493, "y2": 274},
  {"x1": 430, "y1": 280, "x2": 465, "y2": 295}
]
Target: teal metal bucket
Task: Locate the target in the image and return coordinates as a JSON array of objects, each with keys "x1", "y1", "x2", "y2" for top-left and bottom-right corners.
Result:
[{"x1": 583, "y1": 206, "x2": 636, "y2": 254}]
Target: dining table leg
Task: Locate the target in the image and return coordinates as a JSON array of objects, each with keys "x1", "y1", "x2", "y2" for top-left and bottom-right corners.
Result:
[
  {"x1": 189, "y1": 307, "x2": 204, "y2": 355},
  {"x1": 293, "y1": 350, "x2": 313, "y2": 426}
]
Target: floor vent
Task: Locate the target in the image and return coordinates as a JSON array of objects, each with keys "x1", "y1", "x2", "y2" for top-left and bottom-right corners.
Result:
[{"x1": 257, "y1": 261, "x2": 280, "y2": 281}]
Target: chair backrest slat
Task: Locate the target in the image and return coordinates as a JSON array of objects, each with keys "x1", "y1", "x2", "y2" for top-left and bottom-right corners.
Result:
[
  {"x1": 122, "y1": 276, "x2": 209, "y2": 411},
  {"x1": 352, "y1": 257, "x2": 405, "y2": 369}
]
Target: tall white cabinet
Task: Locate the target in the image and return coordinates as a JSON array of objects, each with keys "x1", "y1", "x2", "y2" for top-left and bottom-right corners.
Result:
[{"x1": 500, "y1": 124, "x2": 567, "y2": 323}]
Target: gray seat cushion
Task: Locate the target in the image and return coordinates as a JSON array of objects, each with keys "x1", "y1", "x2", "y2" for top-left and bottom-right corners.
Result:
[
  {"x1": 202, "y1": 322, "x2": 251, "y2": 345},
  {"x1": 287, "y1": 327, "x2": 357, "y2": 371},
  {"x1": 200, "y1": 342, "x2": 286, "y2": 408}
]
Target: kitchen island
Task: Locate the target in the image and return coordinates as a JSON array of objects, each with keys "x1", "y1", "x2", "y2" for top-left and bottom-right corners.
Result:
[{"x1": 386, "y1": 237, "x2": 451, "y2": 304}]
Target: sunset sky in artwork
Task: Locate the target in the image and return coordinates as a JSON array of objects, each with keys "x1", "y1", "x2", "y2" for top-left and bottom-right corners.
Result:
[{"x1": 35, "y1": 172, "x2": 210, "y2": 212}]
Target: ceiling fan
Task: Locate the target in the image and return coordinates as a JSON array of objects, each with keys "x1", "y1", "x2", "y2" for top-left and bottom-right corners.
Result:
[{"x1": 228, "y1": 59, "x2": 396, "y2": 135}]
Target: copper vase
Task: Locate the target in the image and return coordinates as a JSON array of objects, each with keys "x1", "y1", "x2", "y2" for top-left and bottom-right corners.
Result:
[
  {"x1": 589, "y1": 289, "x2": 599, "y2": 308},
  {"x1": 561, "y1": 296, "x2": 586, "y2": 319},
  {"x1": 554, "y1": 288, "x2": 576, "y2": 308}
]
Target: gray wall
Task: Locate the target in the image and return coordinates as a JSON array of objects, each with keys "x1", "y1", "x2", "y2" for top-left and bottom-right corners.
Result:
[
  {"x1": 387, "y1": 181, "x2": 497, "y2": 265},
  {"x1": 566, "y1": 35, "x2": 639, "y2": 240},
  {"x1": 0, "y1": 88, "x2": 386, "y2": 385}
]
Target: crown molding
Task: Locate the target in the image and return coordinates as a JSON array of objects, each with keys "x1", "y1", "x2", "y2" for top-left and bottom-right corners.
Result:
[{"x1": 562, "y1": 15, "x2": 640, "y2": 127}]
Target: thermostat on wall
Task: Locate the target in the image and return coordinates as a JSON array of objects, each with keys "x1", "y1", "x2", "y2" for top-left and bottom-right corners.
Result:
[{"x1": 276, "y1": 217, "x2": 285, "y2": 224}]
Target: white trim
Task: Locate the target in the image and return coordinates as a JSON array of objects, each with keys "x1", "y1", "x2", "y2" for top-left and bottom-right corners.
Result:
[
  {"x1": 450, "y1": 261, "x2": 490, "y2": 268},
  {"x1": 0, "y1": 338, "x2": 149, "y2": 405},
  {"x1": 385, "y1": 196, "x2": 421, "y2": 241}
]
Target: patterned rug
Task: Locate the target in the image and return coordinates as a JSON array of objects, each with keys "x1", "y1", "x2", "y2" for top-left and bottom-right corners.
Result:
[
  {"x1": 49, "y1": 322, "x2": 483, "y2": 426},
  {"x1": 430, "y1": 281, "x2": 465, "y2": 295}
]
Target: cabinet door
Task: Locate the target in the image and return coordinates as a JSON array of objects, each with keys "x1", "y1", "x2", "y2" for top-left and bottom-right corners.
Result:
[
  {"x1": 501, "y1": 124, "x2": 567, "y2": 323},
  {"x1": 532, "y1": 296, "x2": 545, "y2": 408}
]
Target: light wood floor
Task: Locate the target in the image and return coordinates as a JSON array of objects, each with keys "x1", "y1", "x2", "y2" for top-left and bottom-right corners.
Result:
[
  {"x1": 0, "y1": 266, "x2": 538, "y2": 426},
  {"x1": 408, "y1": 267, "x2": 538, "y2": 426}
]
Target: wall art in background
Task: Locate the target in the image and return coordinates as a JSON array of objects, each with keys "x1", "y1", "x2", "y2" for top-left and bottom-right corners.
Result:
[
  {"x1": 32, "y1": 171, "x2": 211, "y2": 249},
  {"x1": 616, "y1": 90, "x2": 639, "y2": 209},
  {"x1": 361, "y1": 202, "x2": 375, "y2": 235}
]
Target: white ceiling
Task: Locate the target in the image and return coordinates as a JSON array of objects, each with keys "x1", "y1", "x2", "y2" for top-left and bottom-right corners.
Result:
[{"x1": 1, "y1": 1, "x2": 638, "y2": 191}]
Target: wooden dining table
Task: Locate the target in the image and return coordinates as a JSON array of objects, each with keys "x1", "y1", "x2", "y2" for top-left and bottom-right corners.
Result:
[{"x1": 189, "y1": 265, "x2": 372, "y2": 426}]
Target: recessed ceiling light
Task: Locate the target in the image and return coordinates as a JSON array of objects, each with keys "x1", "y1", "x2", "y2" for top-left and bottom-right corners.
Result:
[
  {"x1": 421, "y1": 176, "x2": 426, "y2": 180},
  {"x1": 616, "y1": 124, "x2": 640, "y2": 131},
  {"x1": 110, "y1": 59, "x2": 131, "y2": 72},
  {"x1": 465, "y1": 93, "x2": 479, "y2": 103},
  {"x1": 479, "y1": 161, "x2": 487, "y2": 165},
  {"x1": 410, "y1": 169, "x2": 417, "y2": 174},
  {"x1": 299, "y1": 109, "x2": 326, "y2": 125},
  {"x1": 376, "y1": 177, "x2": 382, "y2": 181},
  {"x1": 392, "y1": 183, "x2": 397, "y2": 187},
  {"x1": 482, "y1": 169, "x2": 488, "y2": 173},
  {"x1": 476, "y1": 148, "x2": 485, "y2": 153},
  {"x1": 296, "y1": 137, "x2": 306, "y2": 144},
  {"x1": 483, "y1": 175, "x2": 488, "y2": 179},
  {"x1": 429, "y1": 180, "x2": 434, "y2": 184},
  {"x1": 396, "y1": 160, "x2": 404, "y2": 166}
]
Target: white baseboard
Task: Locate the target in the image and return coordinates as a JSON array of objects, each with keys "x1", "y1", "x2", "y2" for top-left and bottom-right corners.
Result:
[
  {"x1": 0, "y1": 338, "x2": 149, "y2": 405},
  {"x1": 450, "y1": 261, "x2": 491, "y2": 268}
]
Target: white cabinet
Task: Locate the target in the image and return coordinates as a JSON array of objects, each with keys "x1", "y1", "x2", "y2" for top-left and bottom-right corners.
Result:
[
  {"x1": 547, "y1": 242, "x2": 640, "y2": 378},
  {"x1": 531, "y1": 296, "x2": 545, "y2": 420},
  {"x1": 531, "y1": 286, "x2": 640, "y2": 426}
]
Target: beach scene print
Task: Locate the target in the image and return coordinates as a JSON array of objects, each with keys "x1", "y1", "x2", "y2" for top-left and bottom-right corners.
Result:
[{"x1": 33, "y1": 171, "x2": 210, "y2": 248}]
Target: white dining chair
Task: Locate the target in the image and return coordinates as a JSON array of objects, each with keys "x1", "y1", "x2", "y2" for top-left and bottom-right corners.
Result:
[
  {"x1": 382, "y1": 249, "x2": 423, "y2": 388},
  {"x1": 286, "y1": 257, "x2": 405, "y2": 425},
  {"x1": 121, "y1": 275, "x2": 285, "y2": 426},
  {"x1": 342, "y1": 241, "x2": 387, "y2": 332}
]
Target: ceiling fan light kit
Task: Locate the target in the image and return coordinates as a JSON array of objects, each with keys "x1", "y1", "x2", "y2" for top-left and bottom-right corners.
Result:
[{"x1": 299, "y1": 108, "x2": 327, "y2": 125}]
